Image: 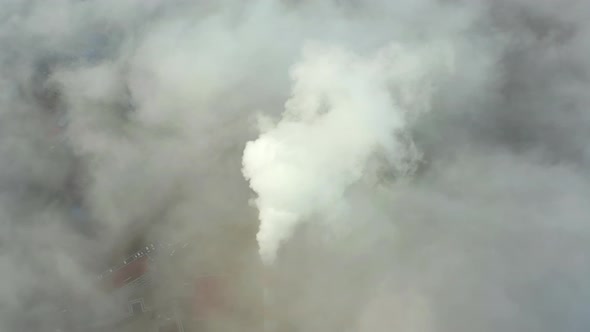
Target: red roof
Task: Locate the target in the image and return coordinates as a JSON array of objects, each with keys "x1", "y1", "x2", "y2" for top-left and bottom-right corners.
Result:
[{"x1": 112, "y1": 256, "x2": 148, "y2": 288}]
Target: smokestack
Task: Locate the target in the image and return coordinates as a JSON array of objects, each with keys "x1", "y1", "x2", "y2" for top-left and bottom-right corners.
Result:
[{"x1": 243, "y1": 40, "x2": 452, "y2": 332}]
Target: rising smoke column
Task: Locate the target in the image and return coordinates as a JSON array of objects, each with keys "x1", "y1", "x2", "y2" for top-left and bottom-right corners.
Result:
[{"x1": 242, "y1": 42, "x2": 452, "y2": 265}]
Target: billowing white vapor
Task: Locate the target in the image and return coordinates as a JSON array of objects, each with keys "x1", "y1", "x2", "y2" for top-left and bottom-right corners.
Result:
[{"x1": 243, "y1": 41, "x2": 452, "y2": 265}]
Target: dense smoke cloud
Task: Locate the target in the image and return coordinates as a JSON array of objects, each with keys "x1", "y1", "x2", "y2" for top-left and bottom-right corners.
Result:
[
  {"x1": 242, "y1": 41, "x2": 451, "y2": 264},
  {"x1": 1, "y1": 0, "x2": 590, "y2": 331}
]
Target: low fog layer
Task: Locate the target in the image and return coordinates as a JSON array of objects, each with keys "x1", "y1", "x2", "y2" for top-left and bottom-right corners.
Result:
[{"x1": 1, "y1": 0, "x2": 590, "y2": 331}]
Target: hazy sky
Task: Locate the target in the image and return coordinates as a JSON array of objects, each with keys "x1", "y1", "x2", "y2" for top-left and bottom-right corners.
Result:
[{"x1": 1, "y1": 0, "x2": 589, "y2": 331}]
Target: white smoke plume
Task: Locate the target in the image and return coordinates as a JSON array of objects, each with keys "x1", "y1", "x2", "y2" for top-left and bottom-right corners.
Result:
[{"x1": 243, "y1": 41, "x2": 451, "y2": 264}]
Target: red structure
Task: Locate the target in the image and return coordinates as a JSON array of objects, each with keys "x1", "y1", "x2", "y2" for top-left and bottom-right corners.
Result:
[
  {"x1": 193, "y1": 275, "x2": 227, "y2": 320},
  {"x1": 93, "y1": 243, "x2": 233, "y2": 331},
  {"x1": 112, "y1": 256, "x2": 149, "y2": 288}
]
